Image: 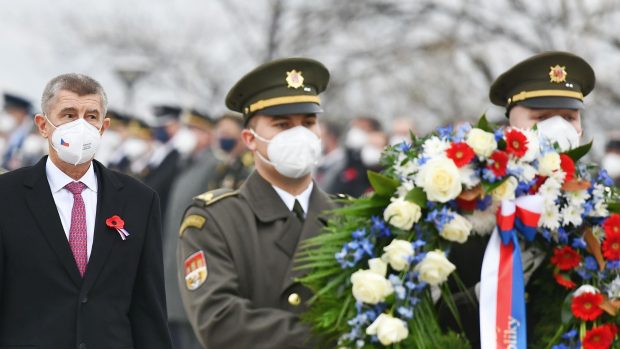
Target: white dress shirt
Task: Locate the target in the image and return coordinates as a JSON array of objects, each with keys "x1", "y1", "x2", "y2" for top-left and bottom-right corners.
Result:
[
  {"x1": 272, "y1": 182, "x2": 313, "y2": 219},
  {"x1": 46, "y1": 157, "x2": 98, "y2": 259}
]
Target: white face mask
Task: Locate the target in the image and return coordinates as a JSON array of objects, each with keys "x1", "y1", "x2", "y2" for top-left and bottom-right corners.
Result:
[
  {"x1": 361, "y1": 145, "x2": 383, "y2": 167},
  {"x1": 0, "y1": 112, "x2": 17, "y2": 133},
  {"x1": 536, "y1": 115, "x2": 581, "y2": 152},
  {"x1": 345, "y1": 127, "x2": 369, "y2": 150},
  {"x1": 123, "y1": 138, "x2": 150, "y2": 161},
  {"x1": 251, "y1": 126, "x2": 322, "y2": 179},
  {"x1": 172, "y1": 127, "x2": 198, "y2": 156},
  {"x1": 46, "y1": 116, "x2": 102, "y2": 166},
  {"x1": 603, "y1": 153, "x2": 620, "y2": 179}
]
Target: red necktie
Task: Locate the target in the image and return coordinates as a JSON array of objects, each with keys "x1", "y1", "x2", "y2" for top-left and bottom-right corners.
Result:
[{"x1": 65, "y1": 181, "x2": 88, "y2": 277}]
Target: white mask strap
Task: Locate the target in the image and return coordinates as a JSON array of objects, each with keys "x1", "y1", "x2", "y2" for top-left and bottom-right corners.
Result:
[{"x1": 250, "y1": 129, "x2": 271, "y2": 143}]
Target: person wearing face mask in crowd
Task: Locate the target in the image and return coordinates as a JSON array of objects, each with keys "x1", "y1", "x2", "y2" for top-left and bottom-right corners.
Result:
[
  {"x1": 439, "y1": 51, "x2": 596, "y2": 348},
  {"x1": 177, "y1": 57, "x2": 334, "y2": 349},
  {"x1": 94, "y1": 109, "x2": 131, "y2": 167},
  {"x1": 142, "y1": 105, "x2": 184, "y2": 219},
  {"x1": 603, "y1": 133, "x2": 620, "y2": 186},
  {"x1": 0, "y1": 92, "x2": 45, "y2": 171},
  {"x1": 315, "y1": 119, "x2": 345, "y2": 192},
  {"x1": 161, "y1": 108, "x2": 217, "y2": 349},
  {"x1": 0, "y1": 73, "x2": 173, "y2": 349},
  {"x1": 208, "y1": 113, "x2": 253, "y2": 190},
  {"x1": 108, "y1": 117, "x2": 155, "y2": 176},
  {"x1": 329, "y1": 116, "x2": 383, "y2": 197}
]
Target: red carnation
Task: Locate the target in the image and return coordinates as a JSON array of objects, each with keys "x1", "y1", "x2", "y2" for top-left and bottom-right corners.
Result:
[
  {"x1": 571, "y1": 292, "x2": 604, "y2": 321},
  {"x1": 550, "y1": 246, "x2": 581, "y2": 271},
  {"x1": 446, "y1": 142, "x2": 475, "y2": 168},
  {"x1": 105, "y1": 215, "x2": 125, "y2": 229},
  {"x1": 603, "y1": 214, "x2": 620, "y2": 236},
  {"x1": 582, "y1": 323, "x2": 616, "y2": 349},
  {"x1": 553, "y1": 272, "x2": 576, "y2": 289},
  {"x1": 602, "y1": 231, "x2": 620, "y2": 261},
  {"x1": 505, "y1": 129, "x2": 528, "y2": 158},
  {"x1": 559, "y1": 154, "x2": 576, "y2": 182},
  {"x1": 488, "y1": 150, "x2": 509, "y2": 177}
]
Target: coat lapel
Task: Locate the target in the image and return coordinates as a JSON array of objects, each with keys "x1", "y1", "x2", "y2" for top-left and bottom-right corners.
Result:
[
  {"x1": 81, "y1": 161, "x2": 125, "y2": 293},
  {"x1": 279, "y1": 184, "x2": 334, "y2": 293},
  {"x1": 24, "y1": 157, "x2": 82, "y2": 287}
]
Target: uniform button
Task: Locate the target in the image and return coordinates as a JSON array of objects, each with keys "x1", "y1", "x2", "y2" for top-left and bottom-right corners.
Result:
[
  {"x1": 78, "y1": 343, "x2": 87, "y2": 349},
  {"x1": 288, "y1": 293, "x2": 301, "y2": 306},
  {"x1": 81, "y1": 297, "x2": 88, "y2": 304}
]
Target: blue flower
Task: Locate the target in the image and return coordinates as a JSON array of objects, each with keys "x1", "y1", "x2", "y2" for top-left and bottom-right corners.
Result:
[
  {"x1": 561, "y1": 329, "x2": 577, "y2": 340},
  {"x1": 425, "y1": 206, "x2": 455, "y2": 232},
  {"x1": 557, "y1": 227, "x2": 569, "y2": 245},
  {"x1": 399, "y1": 142, "x2": 412, "y2": 152},
  {"x1": 482, "y1": 168, "x2": 497, "y2": 183},
  {"x1": 494, "y1": 128, "x2": 504, "y2": 142},
  {"x1": 370, "y1": 216, "x2": 391, "y2": 237},
  {"x1": 584, "y1": 256, "x2": 598, "y2": 271},
  {"x1": 437, "y1": 125, "x2": 454, "y2": 140},
  {"x1": 352, "y1": 228, "x2": 366, "y2": 239},
  {"x1": 597, "y1": 169, "x2": 614, "y2": 186},
  {"x1": 417, "y1": 156, "x2": 430, "y2": 166},
  {"x1": 576, "y1": 268, "x2": 592, "y2": 280},
  {"x1": 476, "y1": 195, "x2": 493, "y2": 211},
  {"x1": 397, "y1": 306, "x2": 414, "y2": 319},
  {"x1": 571, "y1": 237, "x2": 587, "y2": 250}
]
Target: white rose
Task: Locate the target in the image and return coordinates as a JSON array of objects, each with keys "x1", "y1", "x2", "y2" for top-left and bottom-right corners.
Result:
[
  {"x1": 350, "y1": 258, "x2": 393, "y2": 304},
  {"x1": 383, "y1": 198, "x2": 422, "y2": 230},
  {"x1": 466, "y1": 128, "x2": 497, "y2": 158},
  {"x1": 538, "y1": 152, "x2": 561, "y2": 177},
  {"x1": 365, "y1": 313, "x2": 409, "y2": 346},
  {"x1": 440, "y1": 213, "x2": 472, "y2": 243},
  {"x1": 492, "y1": 176, "x2": 518, "y2": 201},
  {"x1": 415, "y1": 250, "x2": 456, "y2": 285},
  {"x1": 381, "y1": 239, "x2": 415, "y2": 271},
  {"x1": 415, "y1": 157, "x2": 462, "y2": 203}
]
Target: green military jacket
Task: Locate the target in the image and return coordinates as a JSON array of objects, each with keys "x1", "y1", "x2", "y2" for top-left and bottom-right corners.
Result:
[{"x1": 177, "y1": 171, "x2": 333, "y2": 349}]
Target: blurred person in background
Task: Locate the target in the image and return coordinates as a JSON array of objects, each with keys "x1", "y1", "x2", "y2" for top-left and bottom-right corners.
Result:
[
  {"x1": 163, "y1": 108, "x2": 216, "y2": 349},
  {"x1": 389, "y1": 116, "x2": 416, "y2": 146},
  {"x1": 142, "y1": 105, "x2": 183, "y2": 219},
  {"x1": 329, "y1": 116, "x2": 383, "y2": 197},
  {"x1": 209, "y1": 113, "x2": 253, "y2": 190},
  {"x1": 108, "y1": 117, "x2": 155, "y2": 176},
  {"x1": 603, "y1": 132, "x2": 620, "y2": 186},
  {"x1": 315, "y1": 119, "x2": 344, "y2": 193},
  {"x1": 1, "y1": 92, "x2": 42, "y2": 170},
  {"x1": 95, "y1": 109, "x2": 131, "y2": 166}
]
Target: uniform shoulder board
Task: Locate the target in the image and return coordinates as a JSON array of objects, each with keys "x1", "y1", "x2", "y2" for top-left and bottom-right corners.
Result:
[{"x1": 193, "y1": 188, "x2": 239, "y2": 207}]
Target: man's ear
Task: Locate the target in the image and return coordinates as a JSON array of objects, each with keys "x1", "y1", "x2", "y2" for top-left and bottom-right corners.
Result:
[
  {"x1": 100, "y1": 118, "x2": 111, "y2": 135},
  {"x1": 241, "y1": 129, "x2": 257, "y2": 151},
  {"x1": 34, "y1": 114, "x2": 50, "y2": 138}
]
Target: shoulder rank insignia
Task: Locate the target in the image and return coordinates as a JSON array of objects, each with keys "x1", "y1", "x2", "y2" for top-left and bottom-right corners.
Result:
[
  {"x1": 286, "y1": 69, "x2": 304, "y2": 89},
  {"x1": 179, "y1": 214, "x2": 206, "y2": 237},
  {"x1": 549, "y1": 65, "x2": 567, "y2": 83},
  {"x1": 193, "y1": 188, "x2": 238, "y2": 207},
  {"x1": 184, "y1": 251, "x2": 207, "y2": 291}
]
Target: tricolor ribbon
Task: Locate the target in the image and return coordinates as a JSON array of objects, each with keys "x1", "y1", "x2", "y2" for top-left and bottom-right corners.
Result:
[
  {"x1": 480, "y1": 195, "x2": 543, "y2": 349},
  {"x1": 105, "y1": 215, "x2": 130, "y2": 240}
]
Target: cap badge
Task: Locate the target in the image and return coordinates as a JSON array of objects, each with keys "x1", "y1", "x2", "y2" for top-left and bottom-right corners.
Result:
[
  {"x1": 286, "y1": 70, "x2": 304, "y2": 89},
  {"x1": 549, "y1": 65, "x2": 567, "y2": 83}
]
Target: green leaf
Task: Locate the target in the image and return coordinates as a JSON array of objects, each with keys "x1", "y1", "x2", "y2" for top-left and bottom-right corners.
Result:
[
  {"x1": 608, "y1": 202, "x2": 620, "y2": 214},
  {"x1": 482, "y1": 176, "x2": 508, "y2": 194},
  {"x1": 560, "y1": 291, "x2": 574, "y2": 324},
  {"x1": 367, "y1": 170, "x2": 400, "y2": 197},
  {"x1": 564, "y1": 141, "x2": 593, "y2": 162},
  {"x1": 476, "y1": 114, "x2": 493, "y2": 132},
  {"x1": 405, "y1": 187, "x2": 428, "y2": 208},
  {"x1": 409, "y1": 129, "x2": 417, "y2": 144}
]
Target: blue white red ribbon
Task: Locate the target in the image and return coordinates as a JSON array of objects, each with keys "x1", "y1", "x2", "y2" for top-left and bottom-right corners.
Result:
[
  {"x1": 115, "y1": 228, "x2": 130, "y2": 240},
  {"x1": 480, "y1": 195, "x2": 543, "y2": 349}
]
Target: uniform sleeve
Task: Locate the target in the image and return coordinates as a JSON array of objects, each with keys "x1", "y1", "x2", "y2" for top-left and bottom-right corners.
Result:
[
  {"x1": 129, "y1": 192, "x2": 174, "y2": 349},
  {"x1": 177, "y1": 207, "x2": 315, "y2": 349}
]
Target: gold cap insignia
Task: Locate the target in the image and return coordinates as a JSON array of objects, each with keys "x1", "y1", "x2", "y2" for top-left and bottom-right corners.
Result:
[
  {"x1": 549, "y1": 65, "x2": 567, "y2": 83},
  {"x1": 286, "y1": 70, "x2": 304, "y2": 89}
]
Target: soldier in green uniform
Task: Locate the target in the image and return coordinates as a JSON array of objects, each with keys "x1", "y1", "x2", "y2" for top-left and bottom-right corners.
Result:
[
  {"x1": 177, "y1": 57, "x2": 334, "y2": 349},
  {"x1": 442, "y1": 51, "x2": 596, "y2": 347}
]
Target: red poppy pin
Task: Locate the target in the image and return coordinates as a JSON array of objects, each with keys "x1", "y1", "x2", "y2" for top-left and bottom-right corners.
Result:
[{"x1": 106, "y1": 215, "x2": 130, "y2": 240}]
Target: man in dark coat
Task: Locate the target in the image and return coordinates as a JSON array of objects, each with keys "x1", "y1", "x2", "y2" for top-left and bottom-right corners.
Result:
[{"x1": 0, "y1": 73, "x2": 172, "y2": 349}]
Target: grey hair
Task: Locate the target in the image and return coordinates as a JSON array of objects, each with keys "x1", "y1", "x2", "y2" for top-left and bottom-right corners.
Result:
[{"x1": 41, "y1": 73, "x2": 108, "y2": 115}]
